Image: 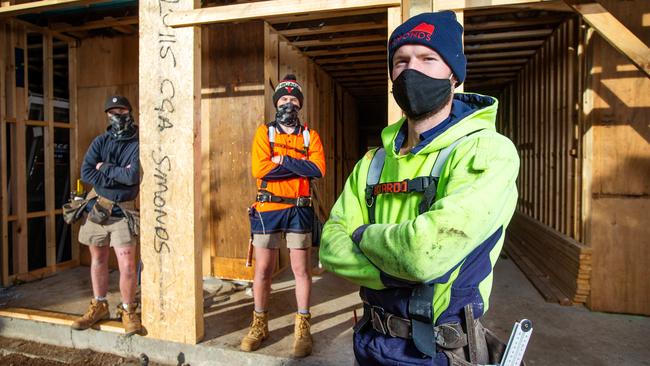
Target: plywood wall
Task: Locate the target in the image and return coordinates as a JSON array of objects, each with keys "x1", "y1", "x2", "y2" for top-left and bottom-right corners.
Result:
[
  {"x1": 76, "y1": 34, "x2": 139, "y2": 267},
  {"x1": 204, "y1": 22, "x2": 359, "y2": 280},
  {"x1": 497, "y1": 17, "x2": 592, "y2": 305},
  {"x1": 585, "y1": 0, "x2": 650, "y2": 315},
  {"x1": 202, "y1": 22, "x2": 265, "y2": 280}
]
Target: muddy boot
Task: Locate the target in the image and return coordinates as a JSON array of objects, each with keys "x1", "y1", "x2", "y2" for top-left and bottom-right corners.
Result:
[
  {"x1": 293, "y1": 313, "x2": 313, "y2": 358},
  {"x1": 71, "y1": 298, "x2": 109, "y2": 330},
  {"x1": 117, "y1": 303, "x2": 142, "y2": 336},
  {"x1": 240, "y1": 311, "x2": 269, "y2": 352}
]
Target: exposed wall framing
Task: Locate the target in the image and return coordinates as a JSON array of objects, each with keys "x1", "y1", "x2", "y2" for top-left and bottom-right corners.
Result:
[{"x1": 1, "y1": 20, "x2": 78, "y2": 286}]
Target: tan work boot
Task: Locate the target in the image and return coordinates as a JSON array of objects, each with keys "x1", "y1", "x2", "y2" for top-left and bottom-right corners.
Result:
[
  {"x1": 71, "y1": 298, "x2": 109, "y2": 330},
  {"x1": 240, "y1": 311, "x2": 269, "y2": 352},
  {"x1": 117, "y1": 303, "x2": 142, "y2": 336},
  {"x1": 293, "y1": 313, "x2": 313, "y2": 358}
]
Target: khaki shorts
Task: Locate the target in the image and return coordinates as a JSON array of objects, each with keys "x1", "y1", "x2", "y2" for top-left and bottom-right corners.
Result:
[
  {"x1": 79, "y1": 215, "x2": 136, "y2": 248},
  {"x1": 253, "y1": 232, "x2": 311, "y2": 249}
]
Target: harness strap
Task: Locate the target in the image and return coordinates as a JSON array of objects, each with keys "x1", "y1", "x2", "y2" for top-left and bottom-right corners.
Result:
[
  {"x1": 256, "y1": 190, "x2": 312, "y2": 207},
  {"x1": 365, "y1": 148, "x2": 386, "y2": 224},
  {"x1": 418, "y1": 135, "x2": 469, "y2": 215}
]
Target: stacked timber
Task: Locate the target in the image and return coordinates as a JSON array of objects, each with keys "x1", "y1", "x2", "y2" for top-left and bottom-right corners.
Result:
[{"x1": 505, "y1": 212, "x2": 592, "y2": 305}]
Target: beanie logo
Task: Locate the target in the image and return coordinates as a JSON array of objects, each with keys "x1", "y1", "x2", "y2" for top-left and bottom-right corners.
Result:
[
  {"x1": 390, "y1": 22, "x2": 435, "y2": 47},
  {"x1": 285, "y1": 86, "x2": 294, "y2": 93}
]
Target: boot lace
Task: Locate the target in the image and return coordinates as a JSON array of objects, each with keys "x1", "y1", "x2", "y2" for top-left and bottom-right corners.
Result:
[
  {"x1": 296, "y1": 317, "x2": 310, "y2": 338},
  {"x1": 248, "y1": 316, "x2": 266, "y2": 338}
]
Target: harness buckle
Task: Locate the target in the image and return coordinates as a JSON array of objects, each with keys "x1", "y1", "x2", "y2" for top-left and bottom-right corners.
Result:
[
  {"x1": 407, "y1": 177, "x2": 432, "y2": 192},
  {"x1": 296, "y1": 196, "x2": 312, "y2": 207},
  {"x1": 256, "y1": 191, "x2": 272, "y2": 203}
]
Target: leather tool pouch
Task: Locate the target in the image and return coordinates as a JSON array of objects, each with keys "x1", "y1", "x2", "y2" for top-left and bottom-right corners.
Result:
[{"x1": 88, "y1": 196, "x2": 113, "y2": 224}]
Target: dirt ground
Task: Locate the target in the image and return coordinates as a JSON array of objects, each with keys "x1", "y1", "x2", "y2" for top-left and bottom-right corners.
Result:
[{"x1": 0, "y1": 336, "x2": 169, "y2": 366}]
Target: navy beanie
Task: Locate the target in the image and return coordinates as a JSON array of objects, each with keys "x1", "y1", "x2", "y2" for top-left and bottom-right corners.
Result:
[
  {"x1": 388, "y1": 11, "x2": 466, "y2": 84},
  {"x1": 273, "y1": 74, "x2": 304, "y2": 108}
]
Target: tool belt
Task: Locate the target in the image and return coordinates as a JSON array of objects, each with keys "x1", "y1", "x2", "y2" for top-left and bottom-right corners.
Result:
[
  {"x1": 256, "y1": 190, "x2": 312, "y2": 207},
  {"x1": 62, "y1": 189, "x2": 139, "y2": 236},
  {"x1": 358, "y1": 302, "x2": 468, "y2": 349}
]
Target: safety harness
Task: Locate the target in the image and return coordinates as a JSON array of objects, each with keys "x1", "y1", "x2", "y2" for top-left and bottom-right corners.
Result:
[
  {"x1": 256, "y1": 124, "x2": 313, "y2": 207},
  {"x1": 361, "y1": 133, "x2": 479, "y2": 359}
]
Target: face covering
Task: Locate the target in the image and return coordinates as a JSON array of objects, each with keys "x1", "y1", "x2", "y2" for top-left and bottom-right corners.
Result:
[
  {"x1": 392, "y1": 69, "x2": 453, "y2": 121},
  {"x1": 274, "y1": 102, "x2": 300, "y2": 127},
  {"x1": 108, "y1": 112, "x2": 134, "y2": 137}
]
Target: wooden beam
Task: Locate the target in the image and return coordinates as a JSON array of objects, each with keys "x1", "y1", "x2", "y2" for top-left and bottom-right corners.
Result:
[
  {"x1": 292, "y1": 34, "x2": 385, "y2": 48},
  {"x1": 567, "y1": 1, "x2": 650, "y2": 78},
  {"x1": 465, "y1": 28, "x2": 553, "y2": 43},
  {"x1": 469, "y1": 58, "x2": 529, "y2": 67},
  {"x1": 316, "y1": 53, "x2": 384, "y2": 65},
  {"x1": 52, "y1": 16, "x2": 138, "y2": 33},
  {"x1": 111, "y1": 25, "x2": 135, "y2": 35},
  {"x1": 336, "y1": 74, "x2": 387, "y2": 82},
  {"x1": 304, "y1": 45, "x2": 385, "y2": 57},
  {"x1": 166, "y1": 0, "x2": 400, "y2": 28},
  {"x1": 466, "y1": 49, "x2": 536, "y2": 60},
  {"x1": 387, "y1": 6, "x2": 401, "y2": 123},
  {"x1": 268, "y1": 7, "x2": 386, "y2": 24},
  {"x1": 464, "y1": 16, "x2": 565, "y2": 32},
  {"x1": 434, "y1": 0, "x2": 563, "y2": 11},
  {"x1": 0, "y1": 307, "x2": 125, "y2": 333},
  {"x1": 329, "y1": 68, "x2": 386, "y2": 77},
  {"x1": 468, "y1": 66, "x2": 523, "y2": 73},
  {"x1": 467, "y1": 72, "x2": 519, "y2": 78},
  {"x1": 0, "y1": 0, "x2": 112, "y2": 17},
  {"x1": 139, "y1": 0, "x2": 204, "y2": 344},
  {"x1": 322, "y1": 61, "x2": 385, "y2": 70},
  {"x1": 464, "y1": 39, "x2": 544, "y2": 52},
  {"x1": 67, "y1": 39, "x2": 79, "y2": 263},
  {"x1": 15, "y1": 26, "x2": 28, "y2": 275},
  {"x1": 278, "y1": 19, "x2": 386, "y2": 37},
  {"x1": 0, "y1": 20, "x2": 7, "y2": 286},
  {"x1": 43, "y1": 33, "x2": 56, "y2": 267}
]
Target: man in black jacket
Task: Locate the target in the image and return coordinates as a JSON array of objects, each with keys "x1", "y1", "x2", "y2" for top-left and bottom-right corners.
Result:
[{"x1": 71, "y1": 95, "x2": 141, "y2": 335}]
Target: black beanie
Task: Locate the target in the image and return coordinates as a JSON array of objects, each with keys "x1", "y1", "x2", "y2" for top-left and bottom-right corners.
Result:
[
  {"x1": 388, "y1": 11, "x2": 467, "y2": 84},
  {"x1": 273, "y1": 74, "x2": 304, "y2": 108}
]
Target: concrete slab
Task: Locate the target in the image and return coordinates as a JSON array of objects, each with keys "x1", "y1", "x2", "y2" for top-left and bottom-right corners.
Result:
[{"x1": 0, "y1": 257, "x2": 649, "y2": 365}]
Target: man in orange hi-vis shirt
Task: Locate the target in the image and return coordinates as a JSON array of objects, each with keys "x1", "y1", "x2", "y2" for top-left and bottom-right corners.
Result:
[{"x1": 241, "y1": 74, "x2": 326, "y2": 358}]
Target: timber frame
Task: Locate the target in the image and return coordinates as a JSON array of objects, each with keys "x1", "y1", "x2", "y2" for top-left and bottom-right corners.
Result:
[{"x1": 0, "y1": 0, "x2": 648, "y2": 344}]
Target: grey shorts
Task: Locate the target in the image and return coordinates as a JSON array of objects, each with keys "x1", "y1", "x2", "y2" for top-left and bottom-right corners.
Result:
[
  {"x1": 252, "y1": 232, "x2": 312, "y2": 249},
  {"x1": 78, "y1": 215, "x2": 136, "y2": 248}
]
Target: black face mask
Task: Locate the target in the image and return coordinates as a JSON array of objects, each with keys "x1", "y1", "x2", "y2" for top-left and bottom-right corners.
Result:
[
  {"x1": 108, "y1": 113, "x2": 134, "y2": 137},
  {"x1": 274, "y1": 102, "x2": 300, "y2": 127},
  {"x1": 392, "y1": 69, "x2": 453, "y2": 121}
]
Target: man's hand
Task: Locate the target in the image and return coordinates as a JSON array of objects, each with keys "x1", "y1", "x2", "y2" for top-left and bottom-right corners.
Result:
[
  {"x1": 271, "y1": 155, "x2": 284, "y2": 165},
  {"x1": 96, "y1": 162, "x2": 104, "y2": 170}
]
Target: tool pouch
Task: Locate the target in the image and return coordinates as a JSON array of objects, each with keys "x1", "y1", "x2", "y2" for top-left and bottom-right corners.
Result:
[
  {"x1": 88, "y1": 196, "x2": 113, "y2": 224},
  {"x1": 62, "y1": 199, "x2": 89, "y2": 224},
  {"x1": 117, "y1": 200, "x2": 140, "y2": 236}
]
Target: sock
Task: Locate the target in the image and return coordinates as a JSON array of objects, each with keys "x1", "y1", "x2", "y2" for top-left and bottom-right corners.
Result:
[
  {"x1": 298, "y1": 309, "x2": 310, "y2": 315},
  {"x1": 122, "y1": 303, "x2": 130, "y2": 310},
  {"x1": 254, "y1": 308, "x2": 267, "y2": 314},
  {"x1": 95, "y1": 296, "x2": 107, "y2": 302}
]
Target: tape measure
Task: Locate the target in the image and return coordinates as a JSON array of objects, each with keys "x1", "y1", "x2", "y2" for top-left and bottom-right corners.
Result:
[{"x1": 499, "y1": 319, "x2": 533, "y2": 366}]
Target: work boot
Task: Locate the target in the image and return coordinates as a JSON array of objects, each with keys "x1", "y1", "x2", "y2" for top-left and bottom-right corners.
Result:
[
  {"x1": 293, "y1": 313, "x2": 313, "y2": 358},
  {"x1": 71, "y1": 298, "x2": 109, "y2": 330},
  {"x1": 240, "y1": 311, "x2": 269, "y2": 352},
  {"x1": 117, "y1": 302, "x2": 142, "y2": 336}
]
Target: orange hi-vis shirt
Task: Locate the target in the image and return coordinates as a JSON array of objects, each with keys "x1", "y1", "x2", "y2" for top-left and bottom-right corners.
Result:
[{"x1": 251, "y1": 123, "x2": 326, "y2": 213}]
